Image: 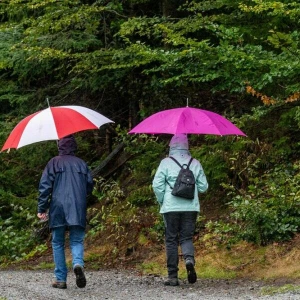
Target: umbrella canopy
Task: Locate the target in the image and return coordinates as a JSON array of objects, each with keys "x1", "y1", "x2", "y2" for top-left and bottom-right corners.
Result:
[
  {"x1": 1, "y1": 105, "x2": 114, "y2": 151},
  {"x1": 129, "y1": 107, "x2": 246, "y2": 136}
]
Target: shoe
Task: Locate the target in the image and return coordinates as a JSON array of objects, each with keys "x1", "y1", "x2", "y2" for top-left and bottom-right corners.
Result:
[
  {"x1": 164, "y1": 278, "x2": 179, "y2": 286},
  {"x1": 186, "y1": 260, "x2": 197, "y2": 284},
  {"x1": 52, "y1": 281, "x2": 67, "y2": 289},
  {"x1": 74, "y1": 265, "x2": 87, "y2": 288}
]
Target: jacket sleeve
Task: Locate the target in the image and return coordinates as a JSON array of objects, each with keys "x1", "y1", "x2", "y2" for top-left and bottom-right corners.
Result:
[
  {"x1": 196, "y1": 162, "x2": 208, "y2": 193},
  {"x1": 152, "y1": 160, "x2": 166, "y2": 205},
  {"x1": 38, "y1": 161, "x2": 55, "y2": 213}
]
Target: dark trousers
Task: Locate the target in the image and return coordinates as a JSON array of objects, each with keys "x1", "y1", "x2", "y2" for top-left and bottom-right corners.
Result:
[{"x1": 163, "y1": 211, "x2": 198, "y2": 278}]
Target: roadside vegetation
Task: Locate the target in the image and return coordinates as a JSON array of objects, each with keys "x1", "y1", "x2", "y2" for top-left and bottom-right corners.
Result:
[{"x1": 0, "y1": 0, "x2": 299, "y2": 283}]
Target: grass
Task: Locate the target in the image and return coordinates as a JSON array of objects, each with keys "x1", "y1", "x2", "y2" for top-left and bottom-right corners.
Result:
[
  {"x1": 34, "y1": 262, "x2": 55, "y2": 270},
  {"x1": 257, "y1": 246, "x2": 300, "y2": 279},
  {"x1": 261, "y1": 284, "x2": 300, "y2": 296},
  {"x1": 140, "y1": 262, "x2": 166, "y2": 276},
  {"x1": 134, "y1": 237, "x2": 300, "y2": 281},
  {"x1": 195, "y1": 262, "x2": 236, "y2": 279}
]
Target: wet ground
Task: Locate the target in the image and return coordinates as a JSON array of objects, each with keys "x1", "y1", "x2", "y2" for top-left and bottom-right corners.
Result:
[{"x1": 0, "y1": 269, "x2": 299, "y2": 300}]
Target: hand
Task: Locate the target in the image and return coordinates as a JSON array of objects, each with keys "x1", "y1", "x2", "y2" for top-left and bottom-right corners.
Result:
[{"x1": 37, "y1": 213, "x2": 48, "y2": 221}]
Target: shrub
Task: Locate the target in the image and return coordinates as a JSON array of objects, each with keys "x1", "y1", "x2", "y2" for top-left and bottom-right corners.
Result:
[
  {"x1": 208, "y1": 162, "x2": 300, "y2": 245},
  {"x1": 0, "y1": 205, "x2": 37, "y2": 261}
]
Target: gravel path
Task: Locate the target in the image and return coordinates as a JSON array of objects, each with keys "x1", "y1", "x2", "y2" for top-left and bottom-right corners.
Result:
[{"x1": 0, "y1": 269, "x2": 299, "y2": 300}]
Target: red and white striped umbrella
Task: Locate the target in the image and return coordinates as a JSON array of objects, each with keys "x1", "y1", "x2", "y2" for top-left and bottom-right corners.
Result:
[{"x1": 1, "y1": 106, "x2": 114, "y2": 151}]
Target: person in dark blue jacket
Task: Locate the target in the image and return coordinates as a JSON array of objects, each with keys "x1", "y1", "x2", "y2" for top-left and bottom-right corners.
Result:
[{"x1": 37, "y1": 134, "x2": 94, "y2": 289}]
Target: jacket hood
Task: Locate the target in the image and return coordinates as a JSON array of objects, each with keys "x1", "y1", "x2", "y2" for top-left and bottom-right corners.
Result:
[
  {"x1": 58, "y1": 134, "x2": 77, "y2": 155},
  {"x1": 169, "y1": 134, "x2": 190, "y2": 156}
]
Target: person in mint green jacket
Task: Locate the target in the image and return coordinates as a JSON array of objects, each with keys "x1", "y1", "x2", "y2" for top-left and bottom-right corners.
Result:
[{"x1": 152, "y1": 134, "x2": 208, "y2": 286}]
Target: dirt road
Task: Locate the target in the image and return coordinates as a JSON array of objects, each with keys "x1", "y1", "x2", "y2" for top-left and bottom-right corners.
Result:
[{"x1": 0, "y1": 269, "x2": 299, "y2": 300}]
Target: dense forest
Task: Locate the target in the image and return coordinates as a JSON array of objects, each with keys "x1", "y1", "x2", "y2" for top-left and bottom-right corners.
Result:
[{"x1": 0, "y1": 0, "x2": 299, "y2": 267}]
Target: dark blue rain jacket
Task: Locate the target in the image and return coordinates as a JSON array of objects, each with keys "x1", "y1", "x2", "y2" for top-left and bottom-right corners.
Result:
[{"x1": 38, "y1": 135, "x2": 94, "y2": 229}]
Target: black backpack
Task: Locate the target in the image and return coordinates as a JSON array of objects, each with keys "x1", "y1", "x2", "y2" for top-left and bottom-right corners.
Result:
[{"x1": 167, "y1": 156, "x2": 195, "y2": 199}]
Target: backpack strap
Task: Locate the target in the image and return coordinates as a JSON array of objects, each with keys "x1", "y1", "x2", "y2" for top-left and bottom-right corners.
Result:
[
  {"x1": 169, "y1": 156, "x2": 193, "y2": 169},
  {"x1": 169, "y1": 156, "x2": 182, "y2": 168},
  {"x1": 166, "y1": 157, "x2": 181, "y2": 189},
  {"x1": 187, "y1": 157, "x2": 193, "y2": 169},
  {"x1": 166, "y1": 180, "x2": 173, "y2": 189}
]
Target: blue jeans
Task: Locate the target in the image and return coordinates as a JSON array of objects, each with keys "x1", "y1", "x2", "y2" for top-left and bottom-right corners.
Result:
[
  {"x1": 52, "y1": 225, "x2": 85, "y2": 282},
  {"x1": 163, "y1": 211, "x2": 198, "y2": 278}
]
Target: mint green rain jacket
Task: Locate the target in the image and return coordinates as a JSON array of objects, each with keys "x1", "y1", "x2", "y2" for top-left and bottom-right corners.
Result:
[{"x1": 152, "y1": 134, "x2": 208, "y2": 214}]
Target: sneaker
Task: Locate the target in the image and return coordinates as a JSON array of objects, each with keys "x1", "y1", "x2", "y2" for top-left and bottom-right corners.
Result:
[
  {"x1": 186, "y1": 260, "x2": 197, "y2": 284},
  {"x1": 52, "y1": 281, "x2": 67, "y2": 289},
  {"x1": 74, "y1": 265, "x2": 87, "y2": 288},
  {"x1": 164, "y1": 278, "x2": 179, "y2": 286}
]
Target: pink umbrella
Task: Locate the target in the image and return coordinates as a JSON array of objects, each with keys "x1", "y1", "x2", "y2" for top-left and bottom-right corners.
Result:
[
  {"x1": 1, "y1": 105, "x2": 114, "y2": 151},
  {"x1": 129, "y1": 107, "x2": 246, "y2": 136}
]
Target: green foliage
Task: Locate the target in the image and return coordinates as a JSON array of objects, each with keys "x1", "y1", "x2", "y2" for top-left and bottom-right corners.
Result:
[
  {"x1": 148, "y1": 213, "x2": 165, "y2": 243},
  {"x1": 126, "y1": 185, "x2": 155, "y2": 207},
  {"x1": 208, "y1": 162, "x2": 300, "y2": 245},
  {"x1": 0, "y1": 142, "x2": 56, "y2": 201},
  {"x1": 0, "y1": 204, "x2": 37, "y2": 261},
  {"x1": 87, "y1": 197, "x2": 144, "y2": 245},
  {"x1": 0, "y1": 0, "x2": 299, "y2": 116},
  {"x1": 21, "y1": 243, "x2": 48, "y2": 261},
  {"x1": 116, "y1": 127, "x2": 166, "y2": 184},
  {"x1": 87, "y1": 207, "x2": 106, "y2": 237},
  {"x1": 88, "y1": 160, "x2": 162, "y2": 245},
  {"x1": 88, "y1": 177, "x2": 125, "y2": 237},
  {"x1": 0, "y1": 0, "x2": 300, "y2": 262},
  {"x1": 92, "y1": 177, "x2": 125, "y2": 204},
  {"x1": 115, "y1": 0, "x2": 300, "y2": 98},
  {"x1": 190, "y1": 137, "x2": 233, "y2": 190},
  {"x1": 190, "y1": 135, "x2": 268, "y2": 192}
]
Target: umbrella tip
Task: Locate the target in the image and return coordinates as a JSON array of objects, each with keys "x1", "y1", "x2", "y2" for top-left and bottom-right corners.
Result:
[{"x1": 186, "y1": 98, "x2": 189, "y2": 107}]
